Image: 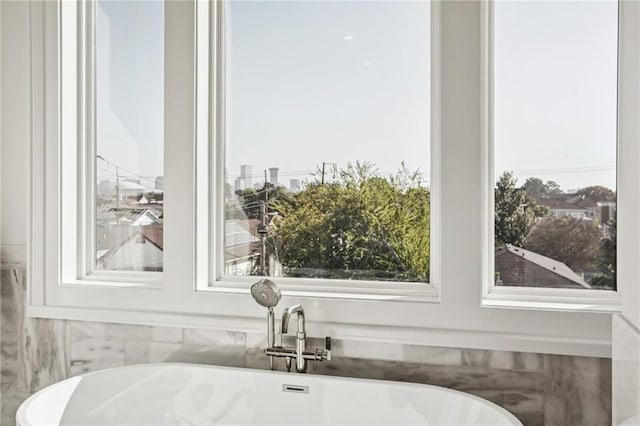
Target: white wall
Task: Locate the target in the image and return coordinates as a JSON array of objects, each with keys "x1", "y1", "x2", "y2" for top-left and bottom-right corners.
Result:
[{"x1": 0, "y1": 0, "x2": 30, "y2": 265}]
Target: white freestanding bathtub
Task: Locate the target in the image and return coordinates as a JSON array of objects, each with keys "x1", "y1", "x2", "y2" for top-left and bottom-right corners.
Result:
[{"x1": 17, "y1": 363, "x2": 522, "y2": 425}]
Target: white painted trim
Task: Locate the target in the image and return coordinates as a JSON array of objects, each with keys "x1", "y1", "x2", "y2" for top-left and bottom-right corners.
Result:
[
  {"x1": 195, "y1": 0, "x2": 210, "y2": 290},
  {"x1": 0, "y1": 0, "x2": 3, "y2": 265},
  {"x1": 429, "y1": 0, "x2": 442, "y2": 298},
  {"x1": 480, "y1": 0, "x2": 494, "y2": 300},
  {"x1": 208, "y1": 0, "x2": 441, "y2": 296},
  {"x1": 27, "y1": 303, "x2": 611, "y2": 358},
  {"x1": 28, "y1": 0, "x2": 45, "y2": 305},
  {"x1": 163, "y1": 0, "x2": 196, "y2": 292},
  {"x1": 82, "y1": 0, "x2": 96, "y2": 278},
  {"x1": 619, "y1": 0, "x2": 640, "y2": 327},
  {"x1": 59, "y1": 0, "x2": 79, "y2": 284},
  {"x1": 481, "y1": 0, "x2": 624, "y2": 310},
  {"x1": 27, "y1": 0, "x2": 624, "y2": 359},
  {"x1": 210, "y1": 0, "x2": 225, "y2": 284}
]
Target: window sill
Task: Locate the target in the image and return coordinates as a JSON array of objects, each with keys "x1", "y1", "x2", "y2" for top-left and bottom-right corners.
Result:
[
  {"x1": 483, "y1": 287, "x2": 622, "y2": 313},
  {"x1": 205, "y1": 278, "x2": 440, "y2": 303},
  {"x1": 29, "y1": 280, "x2": 614, "y2": 359},
  {"x1": 482, "y1": 298, "x2": 622, "y2": 313}
]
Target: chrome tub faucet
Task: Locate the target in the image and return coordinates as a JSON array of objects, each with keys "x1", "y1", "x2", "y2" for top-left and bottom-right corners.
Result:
[
  {"x1": 250, "y1": 280, "x2": 331, "y2": 373},
  {"x1": 281, "y1": 304, "x2": 307, "y2": 373}
]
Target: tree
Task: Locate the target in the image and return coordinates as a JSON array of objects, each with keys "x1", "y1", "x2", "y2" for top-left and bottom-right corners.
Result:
[
  {"x1": 575, "y1": 185, "x2": 616, "y2": 202},
  {"x1": 495, "y1": 172, "x2": 548, "y2": 246},
  {"x1": 522, "y1": 177, "x2": 562, "y2": 198},
  {"x1": 232, "y1": 184, "x2": 292, "y2": 220},
  {"x1": 269, "y1": 162, "x2": 430, "y2": 282},
  {"x1": 524, "y1": 217, "x2": 600, "y2": 273},
  {"x1": 591, "y1": 215, "x2": 617, "y2": 290}
]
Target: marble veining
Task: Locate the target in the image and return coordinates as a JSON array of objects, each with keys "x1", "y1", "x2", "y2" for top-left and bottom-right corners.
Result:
[
  {"x1": 1, "y1": 269, "x2": 67, "y2": 425},
  {"x1": 543, "y1": 354, "x2": 611, "y2": 426},
  {"x1": 1, "y1": 270, "x2": 67, "y2": 392},
  {"x1": 613, "y1": 314, "x2": 640, "y2": 425},
  {"x1": 0, "y1": 266, "x2": 613, "y2": 426}
]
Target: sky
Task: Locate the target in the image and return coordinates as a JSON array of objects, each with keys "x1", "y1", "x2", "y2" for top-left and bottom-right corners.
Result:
[
  {"x1": 96, "y1": 0, "x2": 618, "y2": 193},
  {"x1": 494, "y1": 0, "x2": 618, "y2": 192},
  {"x1": 96, "y1": 0, "x2": 164, "y2": 190},
  {"x1": 225, "y1": 0, "x2": 430, "y2": 187}
]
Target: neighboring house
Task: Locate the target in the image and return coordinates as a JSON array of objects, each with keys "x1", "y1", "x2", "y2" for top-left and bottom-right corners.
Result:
[
  {"x1": 118, "y1": 179, "x2": 146, "y2": 199},
  {"x1": 535, "y1": 197, "x2": 589, "y2": 219},
  {"x1": 96, "y1": 207, "x2": 163, "y2": 253},
  {"x1": 97, "y1": 226, "x2": 163, "y2": 272},
  {"x1": 98, "y1": 207, "x2": 161, "y2": 226},
  {"x1": 225, "y1": 219, "x2": 260, "y2": 275},
  {"x1": 96, "y1": 218, "x2": 260, "y2": 274},
  {"x1": 536, "y1": 194, "x2": 616, "y2": 223},
  {"x1": 566, "y1": 195, "x2": 598, "y2": 219},
  {"x1": 495, "y1": 244, "x2": 590, "y2": 289},
  {"x1": 597, "y1": 201, "x2": 616, "y2": 223}
]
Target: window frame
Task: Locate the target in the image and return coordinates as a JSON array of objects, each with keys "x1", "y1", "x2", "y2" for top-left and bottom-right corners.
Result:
[
  {"x1": 28, "y1": 0, "x2": 635, "y2": 359},
  {"x1": 206, "y1": 0, "x2": 442, "y2": 300},
  {"x1": 481, "y1": 0, "x2": 622, "y2": 311}
]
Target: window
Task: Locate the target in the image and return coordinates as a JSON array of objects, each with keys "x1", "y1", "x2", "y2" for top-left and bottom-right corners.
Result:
[
  {"x1": 492, "y1": 0, "x2": 618, "y2": 291},
  {"x1": 223, "y1": 0, "x2": 431, "y2": 283},
  {"x1": 29, "y1": 0, "x2": 639, "y2": 358},
  {"x1": 95, "y1": 0, "x2": 165, "y2": 273}
]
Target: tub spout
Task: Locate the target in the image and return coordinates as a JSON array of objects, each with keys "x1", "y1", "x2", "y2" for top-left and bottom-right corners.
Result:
[
  {"x1": 281, "y1": 304, "x2": 305, "y2": 336},
  {"x1": 281, "y1": 304, "x2": 306, "y2": 372}
]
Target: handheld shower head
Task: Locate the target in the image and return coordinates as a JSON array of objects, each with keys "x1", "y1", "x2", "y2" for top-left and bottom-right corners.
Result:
[
  {"x1": 251, "y1": 279, "x2": 282, "y2": 370},
  {"x1": 250, "y1": 278, "x2": 282, "y2": 308}
]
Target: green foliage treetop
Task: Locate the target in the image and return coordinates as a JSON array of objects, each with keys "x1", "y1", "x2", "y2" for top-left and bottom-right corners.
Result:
[{"x1": 269, "y1": 162, "x2": 430, "y2": 282}]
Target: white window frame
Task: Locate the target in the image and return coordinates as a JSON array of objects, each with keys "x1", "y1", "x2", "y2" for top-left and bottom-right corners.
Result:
[
  {"x1": 481, "y1": 0, "x2": 623, "y2": 312},
  {"x1": 28, "y1": 0, "x2": 638, "y2": 358}
]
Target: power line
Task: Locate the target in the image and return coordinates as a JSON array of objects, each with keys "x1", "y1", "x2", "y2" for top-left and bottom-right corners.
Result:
[
  {"x1": 96, "y1": 166, "x2": 158, "y2": 191},
  {"x1": 227, "y1": 169, "x2": 316, "y2": 179},
  {"x1": 510, "y1": 165, "x2": 615, "y2": 176},
  {"x1": 96, "y1": 155, "x2": 161, "y2": 188}
]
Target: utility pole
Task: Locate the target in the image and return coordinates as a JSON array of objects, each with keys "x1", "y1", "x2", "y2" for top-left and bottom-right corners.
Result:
[
  {"x1": 97, "y1": 154, "x2": 121, "y2": 210},
  {"x1": 257, "y1": 169, "x2": 269, "y2": 275},
  {"x1": 115, "y1": 165, "x2": 120, "y2": 210},
  {"x1": 258, "y1": 202, "x2": 267, "y2": 275}
]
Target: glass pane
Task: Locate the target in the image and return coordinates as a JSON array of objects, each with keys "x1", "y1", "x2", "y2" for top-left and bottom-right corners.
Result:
[
  {"x1": 225, "y1": 1, "x2": 430, "y2": 282},
  {"x1": 95, "y1": 0, "x2": 164, "y2": 272},
  {"x1": 494, "y1": 1, "x2": 618, "y2": 290}
]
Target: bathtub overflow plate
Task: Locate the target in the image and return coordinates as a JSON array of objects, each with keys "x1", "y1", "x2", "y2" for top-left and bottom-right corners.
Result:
[{"x1": 282, "y1": 384, "x2": 309, "y2": 394}]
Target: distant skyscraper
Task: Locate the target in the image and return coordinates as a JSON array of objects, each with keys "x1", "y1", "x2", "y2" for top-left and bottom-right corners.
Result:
[
  {"x1": 289, "y1": 179, "x2": 301, "y2": 192},
  {"x1": 240, "y1": 164, "x2": 252, "y2": 188},
  {"x1": 269, "y1": 167, "x2": 279, "y2": 186}
]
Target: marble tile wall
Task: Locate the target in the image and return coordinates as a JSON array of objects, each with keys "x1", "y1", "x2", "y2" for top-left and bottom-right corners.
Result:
[
  {"x1": 613, "y1": 314, "x2": 640, "y2": 425},
  {"x1": 0, "y1": 267, "x2": 612, "y2": 426}
]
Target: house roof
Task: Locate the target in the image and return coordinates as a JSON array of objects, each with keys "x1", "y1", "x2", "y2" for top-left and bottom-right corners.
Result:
[
  {"x1": 568, "y1": 196, "x2": 598, "y2": 209},
  {"x1": 139, "y1": 226, "x2": 163, "y2": 250},
  {"x1": 226, "y1": 220, "x2": 260, "y2": 248},
  {"x1": 535, "y1": 197, "x2": 587, "y2": 211},
  {"x1": 97, "y1": 224, "x2": 164, "y2": 263},
  {"x1": 99, "y1": 207, "x2": 162, "y2": 225},
  {"x1": 224, "y1": 220, "x2": 260, "y2": 263},
  {"x1": 495, "y1": 244, "x2": 590, "y2": 289},
  {"x1": 97, "y1": 219, "x2": 259, "y2": 261}
]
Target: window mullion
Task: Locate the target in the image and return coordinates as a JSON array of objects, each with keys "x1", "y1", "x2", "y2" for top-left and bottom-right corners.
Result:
[{"x1": 163, "y1": 0, "x2": 196, "y2": 291}]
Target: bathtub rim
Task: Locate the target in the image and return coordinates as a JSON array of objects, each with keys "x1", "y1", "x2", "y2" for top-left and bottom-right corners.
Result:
[{"x1": 17, "y1": 362, "x2": 523, "y2": 426}]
